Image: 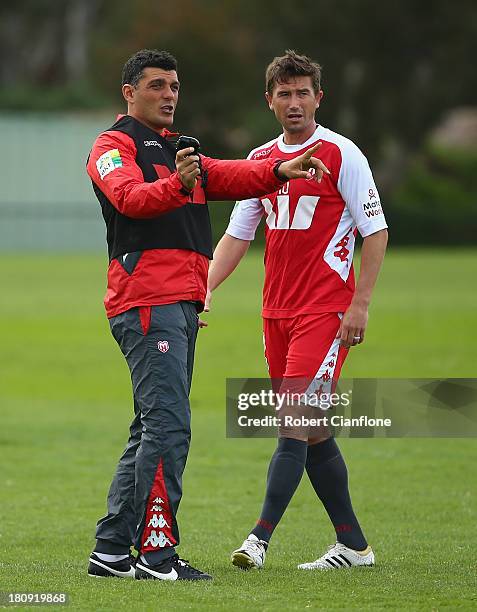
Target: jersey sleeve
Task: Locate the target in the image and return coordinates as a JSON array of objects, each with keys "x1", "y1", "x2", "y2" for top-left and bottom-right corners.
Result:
[
  {"x1": 225, "y1": 197, "x2": 263, "y2": 241},
  {"x1": 337, "y1": 142, "x2": 388, "y2": 237},
  {"x1": 201, "y1": 156, "x2": 284, "y2": 201},
  {"x1": 86, "y1": 131, "x2": 190, "y2": 219}
]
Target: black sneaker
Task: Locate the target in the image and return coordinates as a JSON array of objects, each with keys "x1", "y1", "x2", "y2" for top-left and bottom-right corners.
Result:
[
  {"x1": 135, "y1": 554, "x2": 212, "y2": 581},
  {"x1": 88, "y1": 552, "x2": 136, "y2": 578}
]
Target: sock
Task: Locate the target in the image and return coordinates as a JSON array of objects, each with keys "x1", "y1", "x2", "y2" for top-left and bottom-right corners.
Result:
[
  {"x1": 306, "y1": 437, "x2": 367, "y2": 551},
  {"x1": 251, "y1": 437, "x2": 307, "y2": 542},
  {"x1": 94, "y1": 552, "x2": 129, "y2": 562}
]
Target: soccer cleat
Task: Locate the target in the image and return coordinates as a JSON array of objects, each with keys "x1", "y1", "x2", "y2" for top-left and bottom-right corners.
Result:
[
  {"x1": 298, "y1": 542, "x2": 375, "y2": 570},
  {"x1": 88, "y1": 552, "x2": 136, "y2": 578},
  {"x1": 231, "y1": 534, "x2": 267, "y2": 570},
  {"x1": 135, "y1": 554, "x2": 212, "y2": 581}
]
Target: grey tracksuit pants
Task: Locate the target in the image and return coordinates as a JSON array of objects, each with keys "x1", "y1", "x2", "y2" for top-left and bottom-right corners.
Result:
[{"x1": 94, "y1": 302, "x2": 199, "y2": 564}]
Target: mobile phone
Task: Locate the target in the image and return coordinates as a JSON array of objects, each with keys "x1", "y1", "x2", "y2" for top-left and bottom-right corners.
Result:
[
  {"x1": 175, "y1": 135, "x2": 201, "y2": 154},
  {"x1": 175, "y1": 135, "x2": 205, "y2": 187}
]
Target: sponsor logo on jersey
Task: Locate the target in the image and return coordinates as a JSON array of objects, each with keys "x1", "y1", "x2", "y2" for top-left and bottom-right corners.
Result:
[
  {"x1": 144, "y1": 140, "x2": 163, "y2": 147},
  {"x1": 252, "y1": 147, "x2": 274, "y2": 160},
  {"x1": 363, "y1": 200, "x2": 382, "y2": 217},
  {"x1": 96, "y1": 148, "x2": 123, "y2": 179},
  {"x1": 360, "y1": 188, "x2": 383, "y2": 218},
  {"x1": 262, "y1": 194, "x2": 320, "y2": 230}
]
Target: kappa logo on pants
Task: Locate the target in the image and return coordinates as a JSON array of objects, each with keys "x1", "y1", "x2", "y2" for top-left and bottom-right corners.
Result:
[
  {"x1": 143, "y1": 530, "x2": 173, "y2": 548},
  {"x1": 157, "y1": 340, "x2": 169, "y2": 353}
]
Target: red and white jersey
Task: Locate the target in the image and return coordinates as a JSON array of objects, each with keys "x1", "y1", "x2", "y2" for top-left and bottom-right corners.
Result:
[{"x1": 226, "y1": 125, "x2": 388, "y2": 318}]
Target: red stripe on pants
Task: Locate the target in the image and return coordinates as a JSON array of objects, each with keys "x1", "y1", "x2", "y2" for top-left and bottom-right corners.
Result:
[{"x1": 141, "y1": 459, "x2": 176, "y2": 552}]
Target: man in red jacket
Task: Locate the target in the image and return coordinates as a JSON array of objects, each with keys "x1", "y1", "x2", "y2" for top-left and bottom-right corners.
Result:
[{"x1": 86, "y1": 48, "x2": 328, "y2": 581}]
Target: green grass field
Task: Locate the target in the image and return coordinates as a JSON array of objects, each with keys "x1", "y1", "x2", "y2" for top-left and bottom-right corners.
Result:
[{"x1": 1, "y1": 248, "x2": 476, "y2": 610}]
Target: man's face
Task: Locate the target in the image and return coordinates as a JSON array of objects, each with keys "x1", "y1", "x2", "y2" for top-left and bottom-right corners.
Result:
[
  {"x1": 266, "y1": 76, "x2": 323, "y2": 135},
  {"x1": 122, "y1": 67, "x2": 180, "y2": 130}
]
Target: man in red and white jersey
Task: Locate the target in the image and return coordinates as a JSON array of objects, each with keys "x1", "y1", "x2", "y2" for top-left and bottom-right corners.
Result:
[{"x1": 207, "y1": 51, "x2": 388, "y2": 571}]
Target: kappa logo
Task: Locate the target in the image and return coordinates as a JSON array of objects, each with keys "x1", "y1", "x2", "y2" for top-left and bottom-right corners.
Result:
[
  {"x1": 143, "y1": 530, "x2": 173, "y2": 548},
  {"x1": 144, "y1": 140, "x2": 163, "y2": 147},
  {"x1": 333, "y1": 227, "x2": 353, "y2": 262},
  {"x1": 147, "y1": 513, "x2": 171, "y2": 529},
  {"x1": 158, "y1": 340, "x2": 169, "y2": 353}
]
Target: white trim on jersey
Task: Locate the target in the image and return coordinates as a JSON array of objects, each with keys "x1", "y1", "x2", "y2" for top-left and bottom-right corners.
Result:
[
  {"x1": 225, "y1": 124, "x2": 387, "y2": 243},
  {"x1": 323, "y1": 208, "x2": 356, "y2": 282},
  {"x1": 316, "y1": 126, "x2": 387, "y2": 238},
  {"x1": 247, "y1": 137, "x2": 279, "y2": 160},
  {"x1": 276, "y1": 126, "x2": 322, "y2": 153}
]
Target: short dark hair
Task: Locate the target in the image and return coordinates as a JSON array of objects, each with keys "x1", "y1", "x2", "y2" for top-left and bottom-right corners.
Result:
[
  {"x1": 266, "y1": 50, "x2": 322, "y2": 94},
  {"x1": 121, "y1": 49, "x2": 178, "y2": 87}
]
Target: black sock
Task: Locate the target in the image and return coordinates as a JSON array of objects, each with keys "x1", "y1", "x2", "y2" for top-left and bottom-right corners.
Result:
[
  {"x1": 251, "y1": 438, "x2": 307, "y2": 542},
  {"x1": 306, "y1": 437, "x2": 367, "y2": 550}
]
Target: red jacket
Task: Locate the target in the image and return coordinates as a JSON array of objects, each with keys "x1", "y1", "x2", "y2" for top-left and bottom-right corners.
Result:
[{"x1": 87, "y1": 117, "x2": 284, "y2": 318}]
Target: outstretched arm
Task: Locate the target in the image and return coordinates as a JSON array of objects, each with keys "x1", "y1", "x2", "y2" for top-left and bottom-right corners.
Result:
[{"x1": 201, "y1": 142, "x2": 329, "y2": 201}]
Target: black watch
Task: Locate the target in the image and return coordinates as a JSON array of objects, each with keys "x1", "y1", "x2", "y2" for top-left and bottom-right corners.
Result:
[{"x1": 273, "y1": 160, "x2": 288, "y2": 181}]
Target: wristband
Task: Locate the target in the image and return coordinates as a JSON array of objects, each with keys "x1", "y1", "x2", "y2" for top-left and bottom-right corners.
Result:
[{"x1": 273, "y1": 160, "x2": 288, "y2": 182}]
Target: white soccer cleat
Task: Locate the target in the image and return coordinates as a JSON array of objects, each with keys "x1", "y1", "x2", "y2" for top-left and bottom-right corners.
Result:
[
  {"x1": 231, "y1": 534, "x2": 267, "y2": 570},
  {"x1": 298, "y1": 542, "x2": 375, "y2": 570}
]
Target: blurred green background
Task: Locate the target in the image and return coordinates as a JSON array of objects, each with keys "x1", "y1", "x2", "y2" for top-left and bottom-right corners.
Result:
[{"x1": 1, "y1": 0, "x2": 476, "y2": 248}]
